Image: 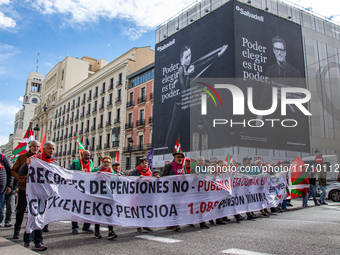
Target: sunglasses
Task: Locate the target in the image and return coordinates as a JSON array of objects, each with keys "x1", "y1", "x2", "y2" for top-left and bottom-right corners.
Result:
[{"x1": 103, "y1": 161, "x2": 111, "y2": 164}]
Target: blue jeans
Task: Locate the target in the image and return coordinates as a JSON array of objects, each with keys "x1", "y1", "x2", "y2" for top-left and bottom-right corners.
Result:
[
  {"x1": 319, "y1": 185, "x2": 327, "y2": 203},
  {"x1": 24, "y1": 230, "x2": 43, "y2": 245},
  {"x1": 303, "y1": 184, "x2": 318, "y2": 206},
  {"x1": 0, "y1": 190, "x2": 6, "y2": 223},
  {"x1": 279, "y1": 199, "x2": 287, "y2": 209}
]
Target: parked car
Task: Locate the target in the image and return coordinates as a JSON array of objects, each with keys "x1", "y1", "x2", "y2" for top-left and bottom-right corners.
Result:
[{"x1": 316, "y1": 182, "x2": 340, "y2": 202}]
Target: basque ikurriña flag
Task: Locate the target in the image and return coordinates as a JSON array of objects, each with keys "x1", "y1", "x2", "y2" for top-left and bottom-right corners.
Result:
[{"x1": 287, "y1": 156, "x2": 310, "y2": 199}]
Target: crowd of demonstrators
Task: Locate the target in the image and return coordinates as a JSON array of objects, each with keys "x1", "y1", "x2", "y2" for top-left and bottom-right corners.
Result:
[
  {"x1": 69, "y1": 150, "x2": 94, "y2": 234},
  {"x1": 0, "y1": 153, "x2": 13, "y2": 227},
  {"x1": 91, "y1": 156, "x2": 118, "y2": 239},
  {"x1": 7, "y1": 142, "x2": 333, "y2": 251}
]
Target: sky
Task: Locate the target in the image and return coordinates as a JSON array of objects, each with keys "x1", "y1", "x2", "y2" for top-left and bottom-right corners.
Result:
[{"x1": 0, "y1": 0, "x2": 340, "y2": 146}]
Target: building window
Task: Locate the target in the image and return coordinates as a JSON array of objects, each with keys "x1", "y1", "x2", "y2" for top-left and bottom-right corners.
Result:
[
  {"x1": 31, "y1": 98, "x2": 38, "y2": 104},
  {"x1": 117, "y1": 89, "x2": 121, "y2": 100},
  {"x1": 118, "y1": 73, "x2": 122, "y2": 85},
  {"x1": 61, "y1": 70, "x2": 64, "y2": 81}
]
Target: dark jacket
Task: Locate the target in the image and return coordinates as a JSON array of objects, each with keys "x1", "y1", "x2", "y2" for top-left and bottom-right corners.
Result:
[
  {"x1": 162, "y1": 162, "x2": 176, "y2": 176},
  {"x1": 11, "y1": 151, "x2": 35, "y2": 190},
  {"x1": 318, "y1": 170, "x2": 327, "y2": 186},
  {"x1": 130, "y1": 169, "x2": 140, "y2": 176},
  {"x1": 0, "y1": 154, "x2": 13, "y2": 194}
]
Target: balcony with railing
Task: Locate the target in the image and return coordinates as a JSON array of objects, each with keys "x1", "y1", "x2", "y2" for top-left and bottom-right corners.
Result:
[
  {"x1": 123, "y1": 143, "x2": 152, "y2": 153},
  {"x1": 112, "y1": 141, "x2": 119, "y2": 147},
  {"x1": 53, "y1": 125, "x2": 56, "y2": 129},
  {"x1": 60, "y1": 136, "x2": 63, "y2": 141},
  {"x1": 89, "y1": 146, "x2": 94, "y2": 151},
  {"x1": 97, "y1": 123, "x2": 103, "y2": 129},
  {"x1": 85, "y1": 127, "x2": 89, "y2": 133},
  {"x1": 114, "y1": 118, "x2": 120, "y2": 124},
  {"x1": 104, "y1": 143, "x2": 110, "y2": 149},
  {"x1": 91, "y1": 125, "x2": 96, "y2": 131},
  {"x1": 96, "y1": 144, "x2": 102, "y2": 150},
  {"x1": 63, "y1": 151, "x2": 66, "y2": 156},
  {"x1": 61, "y1": 121, "x2": 64, "y2": 126},
  {"x1": 126, "y1": 100, "x2": 134, "y2": 108},
  {"x1": 70, "y1": 117, "x2": 74, "y2": 123},
  {"x1": 57, "y1": 123, "x2": 60, "y2": 127},
  {"x1": 65, "y1": 119, "x2": 69, "y2": 124},
  {"x1": 148, "y1": 116, "x2": 153, "y2": 124},
  {"x1": 66, "y1": 107, "x2": 70, "y2": 112},
  {"x1": 56, "y1": 137, "x2": 59, "y2": 142},
  {"x1": 137, "y1": 96, "x2": 146, "y2": 104},
  {"x1": 108, "y1": 84, "x2": 113, "y2": 91},
  {"x1": 67, "y1": 150, "x2": 71, "y2": 155},
  {"x1": 87, "y1": 96, "x2": 92, "y2": 102},
  {"x1": 150, "y1": 92, "x2": 154, "y2": 101},
  {"x1": 72, "y1": 149, "x2": 76, "y2": 154},
  {"x1": 106, "y1": 120, "x2": 111, "y2": 127},
  {"x1": 116, "y1": 81, "x2": 122, "y2": 87},
  {"x1": 75, "y1": 115, "x2": 79, "y2": 120},
  {"x1": 99, "y1": 104, "x2": 104, "y2": 111},
  {"x1": 80, "y1": 112, "x2": 84, "y2": 118},
  {"x1": 93, "y1": 92, "x2": 98, "y2": 99},
  {"x1": 58, "y1": 112, "x2": 61, "y2": 117},
  {"x1": 107, "y1": 100, "x2": 113, "y2": 107},
  {"x1": 62, "y1": 110, "x2": 65, "y2": 115},
  {"x1": 86, "y1": 110, "x2": 91, "y2": 117},
  {"x1": 69, "y1": 132, "x2": 73, "y2": 138},
  {"x1": 76, "y1": 102, "x2": 80, "y2": 107},
  {"x1": 64, "y1": 134, "x2": 68, "y2": 139},
  {"x1": 100, "y1": 89, "x2": 105, "y2": 96},
  {"x1": 115, "y1": 97, "x2": 121, "y2": 104},
  {"x1": 92, "y1": 107, "x2": 97, "y2": 114},
  {"x1": 79, "y1": 129, "x2": 83, "y2": 135},
  {"x1": 125, "y1": 122, "x2": 133, "y2": 129},
  {"x1": 81, "y1": 99, "x2": 85, "y2": 105},
  {"x1": 136, "y1": 119, "x2": 145, "y2": 127},
  {"x1": 71, "y1": 105, "x2": 75, "y2": 110}
]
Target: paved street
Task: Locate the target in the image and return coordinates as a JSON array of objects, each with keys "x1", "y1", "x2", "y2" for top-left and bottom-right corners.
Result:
[{"x1": 1, "y1": 198, "x2": 339, "y2": 255}]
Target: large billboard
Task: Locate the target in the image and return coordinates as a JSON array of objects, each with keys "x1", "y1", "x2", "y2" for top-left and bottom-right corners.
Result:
[{"x1": 153, "y1": 0, "x2": 310, "y2": 154}]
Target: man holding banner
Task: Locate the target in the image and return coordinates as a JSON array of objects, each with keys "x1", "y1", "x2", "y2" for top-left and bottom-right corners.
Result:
[
  {"x1": 11, "y1": 140, "x2": 40, "y2": 240},
  {"x1": 69, "y1": 150, "x2": 94, "y2": 234},
  {"x1": 19, "y1": 141, "x2": 58, "y2": 251}
]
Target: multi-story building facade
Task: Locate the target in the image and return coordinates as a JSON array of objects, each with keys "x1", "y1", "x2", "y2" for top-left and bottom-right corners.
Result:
[
  {"x1": 122, "y1": 63, "x2": 154, "y2": 170},
  {"x1": 153, "y1": 0, "x2": 340, "y2": 165},
  {"x1": 2, "y1": 72, "x2": 44, "y2": 159},
  {"x1": 32, "y1": 47, "x2": 154, "y2": 168}
]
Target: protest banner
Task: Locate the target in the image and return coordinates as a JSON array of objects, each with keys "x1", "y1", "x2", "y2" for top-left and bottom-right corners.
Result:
[{"x1": 26, "y1": 158, "x2": 286, "y2": 232}]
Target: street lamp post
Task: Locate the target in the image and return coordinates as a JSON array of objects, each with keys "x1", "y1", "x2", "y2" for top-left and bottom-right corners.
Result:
[
  {"x1": 33, "y1": 124, "x2": 40, "y2": 140},
  {"x1": 197, "y1": 118, "x2": 204, "y2": 156},
  {"x1": 128, "y1": 138, "x2": 133, "y2": 169}
]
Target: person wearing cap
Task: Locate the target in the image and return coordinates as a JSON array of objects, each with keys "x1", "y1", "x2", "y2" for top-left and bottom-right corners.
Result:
[
  {"x1": 131, "y1": 158, "x2": 155, "y2": 233},
  {"x1": 162, "y1": 151, "x2": 185, "y2": 231},
  {"x1": 111, "y1": 161, "x2": 121, "y2": 175},
  {"x1": 184, "y1": 157, "x2": 192, "y2": 174},
  {"x1": 153, "y1": 170, "x2": 160, "y2": 178},
  {"x1": 91, "y1": 156, "x2": 118, "y2": 240},
  {"x1": 69, "y1": 150, "x2": 94, "y2": 234}
]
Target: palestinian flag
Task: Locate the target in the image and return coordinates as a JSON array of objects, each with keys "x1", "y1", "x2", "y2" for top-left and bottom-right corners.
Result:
[
  {"x1": 224, "y1": 154, "x2": 238, "y2": 168},
  {"x1": 11, "y1": 124, "x2": 35, "y2": 162},
  {"x1": 174, "y1": 135, "x2": 182, "y2": 153},
  {"x1": 287, "y1": 156, "x2": 310, "y2": 199},
  {"x1": 76, "y1": 133, "x2": 85, "y2": 154}
]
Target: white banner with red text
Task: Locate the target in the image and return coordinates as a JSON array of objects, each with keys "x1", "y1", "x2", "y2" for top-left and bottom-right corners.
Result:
[{"x1": 26, "y1": 158, "x2": 287, "y2": 232}]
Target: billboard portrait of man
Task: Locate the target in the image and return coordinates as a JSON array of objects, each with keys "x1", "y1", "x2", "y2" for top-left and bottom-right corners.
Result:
[{"x1": 266, "y1": 36, "x2": 301, "y2": 78}]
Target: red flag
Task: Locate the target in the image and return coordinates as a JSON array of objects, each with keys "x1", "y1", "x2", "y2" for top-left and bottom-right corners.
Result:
[
  {"x1": 288, "y1": 156, "x2": 310, "y2": 199},
  {"x1": 39, "y1": 131, "x2": 47, "y2": 152},
  {"x1": 115, "y1": 150, "x2": 120, "y2": 173},
  {"x1": 174, "y1": 135, "x2": 182, "y2": 153},
  {"x1": 81, "y1": 135, "x2": 83, "y2": 144}
]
